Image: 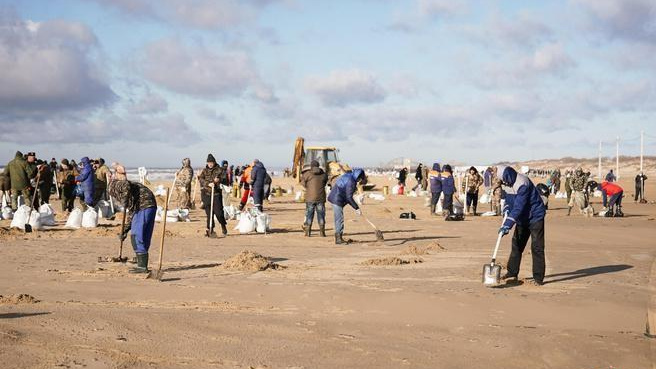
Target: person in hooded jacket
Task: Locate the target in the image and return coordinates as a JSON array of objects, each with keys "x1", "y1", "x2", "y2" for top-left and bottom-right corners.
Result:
[
  {"x1": 4, "y1": 151, "x2": 35, "y2": 210},
  {"x1": 198, "y1": 154, "x2": 228, "y2": 237},
  {"x1": 0, "y1": 172, "x2": 9, "y2": 207},
  {"x1": 301, "y1": 160, "x2": 329, "y2": 237},
  {"x1": 174, "y1": 158, "x2": 193, "y2": 209},
  {"x1": 327, "y1": 168, "x2": 365, "y2": 244},
  {"x1": 439, "y1": 165, "x2": 456, "y2": 217},
  {"x1": 599, "y1": 181, "x2": 624, "y2": 217},
  {"x1": 37, "y1": 160, "x2": 53, "y2": 205},
  {"x1": 57, "y1": 159, "x2": 78, "y2": 212},
  {"x1": 250, "y1": 159, "x2": 267, "y2": 212},
  {"x1": 109, "y1": 177, "x2": 157, "y2": 274},
  {"x1": 497, "y1": 165, "x2": 547, "y2": 286},
  {"x1": 413, "y1": 164, "x2": 423, "y2": 191},
  {"x1": 428, "y1": 163, "x2": 442, "y2": 216},
  {"x1": 75, "y1": 157, "x2": 95, "y2": 210}
]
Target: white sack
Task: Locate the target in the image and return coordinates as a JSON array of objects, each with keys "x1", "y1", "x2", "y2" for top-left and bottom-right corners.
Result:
[
  {"x1": 81, "y1": 208, "x2": 99, "y2": 228},
  {"x1": 65, "y1": 208, "x2": 83, "y2": 229}
]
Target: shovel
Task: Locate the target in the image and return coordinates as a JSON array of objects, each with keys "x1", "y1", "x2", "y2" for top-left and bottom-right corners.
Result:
[
  {"x1": 24, "y1": 171, "x2": 42, "y2": 233},
  {"x1": 360, "y1": 211, "x2": 384, "y2": 241},
  {"x1": 483, "y1": 214, "x2": 508, "y2": 286},
  {"x1": 111, "y1": 209, "x2": 129, "y2": 262},
  {"x1": 190, "y1": 174, "x2": 199, "y2": 210},
  {"x1": 206, "y1": 184, "x2": 217, "y2": 238},
  {"x1": 149, "y1": 188, "x2": 169, "y2": 281}
]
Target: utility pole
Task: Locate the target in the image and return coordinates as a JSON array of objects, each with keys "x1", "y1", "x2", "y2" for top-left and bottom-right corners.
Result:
[
  {"x1": 598, "y1": 140, "x2": 602, "y2": 181},
  {"x1": 641, "y1": 130, "x2": 644, "y2": 173},
  {"x1": 615, "y1": 136, "x2": 619, "y2": 180}
]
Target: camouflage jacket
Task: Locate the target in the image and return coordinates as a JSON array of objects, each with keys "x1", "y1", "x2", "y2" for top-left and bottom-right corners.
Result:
[
  {"x1": 570, "y1": 172, "x2": 588, "y2": 191},
  {"x1": 57, "y1": 167, "x2": 79, "y2": 188},
  {"x1": 198, "y1": 165, "x2": 226, "y2": 195},
  {"x1": 108, "y1": 180, "x2": 157, "y2": 225},
  {"x1": 462, "y1": 172, "x2": 484, "y2": 194},
  {"x1": 177, "y1": 163, "x2": 193, "y2": 188}
]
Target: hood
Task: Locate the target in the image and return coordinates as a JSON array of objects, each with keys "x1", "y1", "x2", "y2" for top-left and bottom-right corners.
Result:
[
  {"x1": 15, "y1": 151, "x2": 23, "y2": 159},
  {"x1": 80, "y1": 157, "x2": 90, "y2": 165},
  {"x1": 495, "y1": 165, "x2": 507, "y2": 181},
  {"x1": 501, "y1": 166, "x2": 518, "y2": 186},
  {"x1": 432, "y1": 163, "x2": 441, "y2": 171},
  {"x1": 311, "y1": 166, "x2": 324, "y2": 175},
  {"x1": 351, "y1": 168, "x2": 364, "y2": 182},
  {"x1": 182, "y1": 158, "x2": 191, "y2": 167},
  {"x1": 254, "y1": 161, "x2": 265, "y2": 170}
]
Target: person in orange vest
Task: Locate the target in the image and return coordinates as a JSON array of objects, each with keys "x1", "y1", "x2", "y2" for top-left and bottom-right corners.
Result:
[{"x1": 599, "y1": 181, "x2": 624, "y2": 217}]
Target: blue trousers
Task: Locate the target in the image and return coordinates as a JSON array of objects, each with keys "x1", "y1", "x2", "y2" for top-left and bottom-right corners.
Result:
[
  {"x1": 305, "y1": 202, "x2": 326, "y2": 226},
  {"x1": 332, "y1": 204, "x2": 344, "y2": 235},
  {"x1": 131, "y1": 207, "x2": 157, "y2": 254}
]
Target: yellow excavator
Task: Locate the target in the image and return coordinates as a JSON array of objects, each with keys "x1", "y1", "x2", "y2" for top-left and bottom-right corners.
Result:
[{"x1": 293, "y1": 137, "x2": 373, "y2": 189}]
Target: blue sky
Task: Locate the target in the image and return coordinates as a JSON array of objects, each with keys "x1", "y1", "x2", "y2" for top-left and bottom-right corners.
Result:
[{"x1": 0, "y1": 0, "x2": 654, "y2": 168}]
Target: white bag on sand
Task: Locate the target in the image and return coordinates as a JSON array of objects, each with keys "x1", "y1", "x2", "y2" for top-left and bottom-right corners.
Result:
[
  {"x1": 81, "y1": 208, "x2": 99, "y2": 228},
  {"x1": 479, "y1": 193, "x2": 491, "y2": 204},
  {"x1": 65, "y1": 208, "x2": 83, "y2": 229},
  {"x1": 555, "y1": 192, "x2": 567, "y2": 199},
  {"x1": 2, "y1": 206, "x2": 13, "y2": 220},
  {"x1": 10, "y1": 205, "x2": 42, "y2": 230},
  {"x1": 223, "y1": 205, "x2": 238, "y2": 220},
  {"x1": 38, "y1": 204, "x2": 57, "y2": 226},
  {"x1": 368, "y1": 193, "x2": 385, "y2": 201},
  {"x1": 481, "y1": 211, "x2": 497, "y2": 217},
  {"x1": 221, "y1": 185, "x2": 230, "y2": 207},
  {"x1": 235, "y1": 212, "x2": 256, "y2": 234},
  {"x1": 96, "y1": 200, "x2": 113, "y2": 219},
  {"x1": 392, "y1": 185, "x2": 400, "y2": 195},
  {"x1": 178, "y1": 208, "x2": 190, "y2": 222},
  {"x1": 256, "y1": 213, "x2": 271, "y2": 233},
  {"x1": 154, "y1": 184, "x2": 166, "y2": 197},
  {"x1": 406, "y1": 191, "x2": 418, "y2": 197}
]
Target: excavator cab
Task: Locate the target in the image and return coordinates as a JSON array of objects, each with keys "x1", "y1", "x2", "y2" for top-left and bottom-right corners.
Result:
[{"x1": 304, "y1": 147, "x2": 339, "y2": 172}]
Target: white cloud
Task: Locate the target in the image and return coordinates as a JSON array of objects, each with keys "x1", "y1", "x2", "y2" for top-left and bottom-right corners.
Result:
[
  {"x1": 576, "y1": 0, "x2": 656, "y2": 43},
  {"x1": 0, "y1": 12, "x2": 115, "y2": 113},
  {"x1": 418, "y1": 0, "x2": 466, "y2": 19},
  {"x1": 126, "y1": 92, "x2": 169, "y2": 115},
  {"x1": 305, "y1": 69, "x2": 387, "y2": 107},
  {"x1": 91, "y1": 0, "x2": 281, "y2": 30},
  {"x1": 523, "y1": 43, "x2": 576, "y2": 74},
  {"x1": 140, "y1": 38, "x2": 260, "y2": 98}
]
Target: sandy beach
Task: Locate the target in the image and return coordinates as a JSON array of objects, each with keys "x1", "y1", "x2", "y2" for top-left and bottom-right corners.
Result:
[{"x1": 0, "y1": 172, "x2": 654, "y2": 369}]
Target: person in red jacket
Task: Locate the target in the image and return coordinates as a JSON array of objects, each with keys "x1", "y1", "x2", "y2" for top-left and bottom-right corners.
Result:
[{"x1": 599, "y1": 181, "x2": 624, "y2": 217}]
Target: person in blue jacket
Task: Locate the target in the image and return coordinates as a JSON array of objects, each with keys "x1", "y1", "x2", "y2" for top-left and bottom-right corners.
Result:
[
  {"x1": 439, "y1": 164, "x2": 456, "y2": 217},
  {"x1": 75, "y1": 156, "x2": 95, "y2": 209},
  {"x1": 327, "y1": 168, "x2": 365, "y2": 245},
  {"x1": 428, "y1": 163, "x2": 442, "y2": 216},
  {"x1": 496, "y1": 165, "x2": 547, "y2": 286},
  {"x1": 249, "y1": 159, "x2": 267, "y2": 212}
]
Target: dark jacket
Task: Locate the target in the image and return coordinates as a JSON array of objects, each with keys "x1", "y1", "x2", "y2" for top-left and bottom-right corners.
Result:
[
  {"x1": 38, "y1": 165, "x2": 53, "y2": 192},
  {"x1": 497, "y1": 166, "x2": 546, "y2": 228},
  {"x1": 75, "y1": 157, "x2": 95, "y2": 201},
  {"x1": 327, "y1": 168, "x2": 363, "y2": 209},
  {"x1": 108, "y1": 180, "x2": 157, "y2": 228},
  {"x1": 198, "y1": 165, "x2": 225, "y2": 196},
  {"x1": 415, "y1": 165, "x2": 423, "y2": 181},
  {"x1": 250, "y1": 162, "x2": 267, "y2": 193},
  {"x1": 302, "y1": 166, "x2": 328, "y2": 203},
  {"x1": 429, "y1": 163, "x2": 441, "y2": 193},
  {"x1": 4, "y1": 151, "x2": 34, "y2": 190},
  {"x1": 635, "y1": 174, "x2": 648, "y2": 186},
  {"x1": 439, "y1": 172, "x2": 455, "y2": 195}
]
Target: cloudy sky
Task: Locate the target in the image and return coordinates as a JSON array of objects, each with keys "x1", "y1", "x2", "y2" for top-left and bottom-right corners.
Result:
[{"x1": 0, "y1": 0, "x2": 654, "y2": 168}]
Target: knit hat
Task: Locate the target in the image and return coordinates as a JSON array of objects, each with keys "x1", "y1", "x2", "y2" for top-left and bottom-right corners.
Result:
[
  {"x1": 207, "y1": 154, "x2": 216, "y2": 163},
  {"x1": 311, "y1": 160, "x2": 320, "y2": 168}
]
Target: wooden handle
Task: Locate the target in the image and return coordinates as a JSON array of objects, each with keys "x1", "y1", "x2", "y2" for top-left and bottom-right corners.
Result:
[{"x1": 158, "y1": 188, "x2": 169, "y2": 271}]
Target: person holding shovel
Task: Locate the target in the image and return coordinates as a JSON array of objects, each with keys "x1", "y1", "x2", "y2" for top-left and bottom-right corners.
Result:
[
  {"x1": 496, "y1": 165, "x2": 546, "y2": 286},
  {"x1": 198, "y1": 154, "x2": 228, "y2": 237},
  {"x1": 327, "y1": 168, "x2": 365, "y2": 245},
  {"x1": 4, "y1": 151, "x2": 34, "y2": 211},
  {"x1": 108, "y1": 177, "x2": 158, "y2": 274}
]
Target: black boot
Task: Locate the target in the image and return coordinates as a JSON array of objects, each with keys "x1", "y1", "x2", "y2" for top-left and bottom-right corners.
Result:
[
  {"x1": 614, "y1": 206, "x2": 624, "y2": 217},
  {"x1": 129, "y1": 253, "x2": 149, "y2": 274},
  {"x1": 221, "y1": 223, "x2": 228, "y2": 236},
  {"x1": 604, "y1": 208, "x2": 614, "y2": 217},
  {"x1": 335, "y1": 233, "x2": 345, "y2": 245},
  {"x1": 430, "y1": 204, "x2": 436, "y2": 216},
  {"x1": 319, "y1": 224, "x2": 326, "y2": 237},
  {"x1": 472, "y1": 205, "x2": 477, "y2": 216},
  {"x1": 305, "y1": 224, "x2": 312, "y2": 237}
]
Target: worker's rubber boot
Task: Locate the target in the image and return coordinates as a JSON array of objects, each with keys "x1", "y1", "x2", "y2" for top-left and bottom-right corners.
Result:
[
  {"x1": 335, "y1": 233, "x2": 345, "y2": 245},
  {"x1": 473, "y1": 205, "x2": 477, "y2": 216},
  {"x1": 614, "y1": 207, "x2": 624, "y2": 217},
  {"x1": 305, "y1": 225, "x2": 312, "y2": 237},
  {"x1": 567, "y1": 206, "x2": 572, "y2": 216},
  {"x1": 604, "y1": 208, "x2": 614, "y2": 217},
  {"x1": 319, "y1": 225, "x2": 326, "y2": 237},
  {"x1": 430, "y1": 204, "x2": 436, "y2": 217},
  {"x1": 221, "y1": 223, "x2": 228, "y2": 236},
  {"x1": 129, "y1": 253, "x2": 149, "y2": 274}
]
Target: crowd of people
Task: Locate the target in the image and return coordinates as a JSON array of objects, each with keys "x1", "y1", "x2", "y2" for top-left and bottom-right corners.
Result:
[{"x1": 2, "y1": 151, "x2": 649, "y2": 283}]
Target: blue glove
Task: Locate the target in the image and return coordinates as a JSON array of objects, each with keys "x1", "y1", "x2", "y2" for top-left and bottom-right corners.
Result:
[{"x1": 499, "y1": 226, "x2": 510, "y2": 236}]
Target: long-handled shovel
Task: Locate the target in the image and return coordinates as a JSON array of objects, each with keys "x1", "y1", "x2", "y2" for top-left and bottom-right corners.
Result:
[
  {"x1": 190, "y1": 175, "x2": 199, "y2": 210},
  {"x1": 482, "y1": 214, "x2": 508, "y2": 286},
  {"x1": 112, "y1": 209, "x2": 129, "y2": 263},
  {"x1": 149, "y1": 188, "x2": 169, "y2": 281},
  {"x1": 167, "y1": 172, "x2": 178, "y2": 208},
  {"x1": 359, "y1": 211, "x2": 384, "y2": 241},
  {"x1": 206, "y1": 184, "x2": 217, "y2": 238},
  {"x1": 24, "y1": 171, "x2": 42, "y2": 233}
]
